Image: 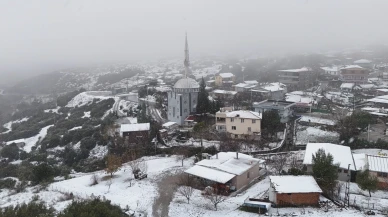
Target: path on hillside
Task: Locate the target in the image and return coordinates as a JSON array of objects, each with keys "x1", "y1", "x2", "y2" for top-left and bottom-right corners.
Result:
[{"x1": 152, "y1": 171, "x2": 180, "y2": 217}]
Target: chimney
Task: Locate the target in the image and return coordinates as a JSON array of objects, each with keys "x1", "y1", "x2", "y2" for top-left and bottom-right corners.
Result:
[{"x1": 236, "y1": 152, "x2": 239, "y2": 159}]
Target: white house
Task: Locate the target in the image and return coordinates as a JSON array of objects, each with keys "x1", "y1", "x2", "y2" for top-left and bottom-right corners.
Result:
[{"x1": 303, "y1": 143, "x2": 356, "y2": 181}]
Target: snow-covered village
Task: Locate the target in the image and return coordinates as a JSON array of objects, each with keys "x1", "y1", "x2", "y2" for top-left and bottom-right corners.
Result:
[{"x1": 2, "y1": 1, "x2": 388, "y2": 217}]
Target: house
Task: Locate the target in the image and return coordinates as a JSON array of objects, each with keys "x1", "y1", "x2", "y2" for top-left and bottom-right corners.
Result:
[
  {"x1": 215, "y1": 73, "x2": 236, "y2": 88},
  {"x1": 185, "y1": 152, "x2": 264, "y2": 191},
  {"x1": 269, "y1": 176, "x2": 322, "y2": 207},
  {"x1": 251, "y1": 82, "x2": 287, "y2": 100},
  {"x1": 376, "y1": 89, "x2": 388, "y2": 96},
  {"x1": 321, "y1": 66, "x2": 341, "y2": 77},
  {"x1": 234, "y1": 83, "x2": 256, "y2": 92},
  {"x1": 206, "y1": 79, "x2": 216, "y2": 87},
  {"x1": 285, "y1": 91, "x2": 322, "y2": 112},
  {"x1": 211, "y1": 89, "x2": 238, "y2": 100},
  {"x1": 120, "y1": 123, "x2": 150, "y2": 145},
  {"x1": 340, "y1": 65, "x2": 369, "y2": 84},
  {"x1": 354, "y1": 59, "x2": 373, "y2": 68},
  {"x1": 303, "y1": 143, "x2": 356, "y2": 181},
  {"x1": 340, "y1": 83, "x2": 355, "y2": 91},
  {"x1": 353, "y1": 154, "x2": 388, "y2": 189},
  {"x1": 184, "y1": 115, "x2": 196, "y2": 127},
  {"x1": 162, "y1": 121, "x2": 179, "y2": 130},
  {"x1": 252, "y1": 100, "x2": 295, "y2": 123},
  {"x1": 215, "y1": 109, "x2": 261, "y2": 140},
  {"x1": 278, "y1": 67, "x2": 317, "y2": 91}
]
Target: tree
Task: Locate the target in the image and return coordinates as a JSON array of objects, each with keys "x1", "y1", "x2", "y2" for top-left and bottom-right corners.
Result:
[
  {"x1": 0, "y1": 201, "x2": 55, "y2": 217},
  {"x1": 32, "y1": 163, "x2": 55, "y2": 184},
  {"x1": 312, "y1": 149, "x2": 339, "y2": 197},
  {"x1": 196, "y1": 78, "x2": 210, "y2": 114},
  {"x1": 203, "y1": 189, "x2": 227, "y2": 210},
  {"x1": 356, "y1": 169, "x2": 378, "y2": 197},
  {"x1": 128, "y1": 158, "x2": 148, "y2": 178},
  {"x1": 58, "y1": 198, "x2": 128, "y2": 217},
  {"x1": 175, "y1": 147, "x2": 190, "y2": 166},
  {"x1": 105, "y1": 154, "x2": 122, "y2": 178},
  {"x1": 176, "y1": 174, "x2": 195, "y2": 204},
  {"x1": 261, "y1": 110, "x2": 282, "y2": 139},
  {"x1": 0, "y1": 143, "x2": 20, "y2": 160},
  {"x1": 272, "y1": 154, "x2": 288, "y2": 175}
]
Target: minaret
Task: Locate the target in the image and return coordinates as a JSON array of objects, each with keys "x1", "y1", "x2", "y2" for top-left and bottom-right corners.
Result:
[{"x1": 184, "y1": 33, "x2": 190, "y2": 77}]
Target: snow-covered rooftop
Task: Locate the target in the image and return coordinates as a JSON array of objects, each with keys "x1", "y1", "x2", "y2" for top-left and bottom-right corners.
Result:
[
  {"x1": 303, "y1": 143, "x2": 356, "y2": 170},
  {"x1": 279, "y1": 67, "x2": 311, "y2": 73},
  {"x1": 367, "y1": 95, "x2": 388, "y2": 104},
  {"x1": 341, "y1": 65, "x2": 363, "y2": 70},
  {"x1": 367, "y1": 155, "x2": 388, "y2": 173},
  {"x1": 162, "y1": 121, "x2": 178, "y2": 128},
  {"x1": 220, "y1": 110, "x2": 262, "y2": 119},
  {"x1": 340, "y1": 83, "x2": 355, "y2": 89},
  {"x1": 218, "y1": 73, "x2": 234, "y2": 78},
  {"x1": 353, "y1": 153, "x2": 367, "y2": 171},
  {"x1": 213, "y1": 89, "x2": 238, "y2": 95},
  {"x1": 260, "y1": 82, "x2": 286, "y2": 92},
  {"x1": 270, "y1": 176, "x2": 322, "y2": 193},
  {"x1": 185, "y1": 165, "x2": 235, "y2": 184},
  {"x1": 120, "y1": 123, "x2": 150, "y2": 133},
  {"x1": 321, "y1": 66, "x2": 339, "y2": 72},
  {"x1": 173, "y1": 77, "x2": 199, "y2": 89},
  {"x1": 354, "y1": 59, "x2": 372, "y2": 64},
  {"x1": 244, "y1": 80, "x2": 258, "y2": 85}
]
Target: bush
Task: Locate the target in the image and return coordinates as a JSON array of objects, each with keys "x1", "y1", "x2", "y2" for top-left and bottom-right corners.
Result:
[
  {"x1": 58, "y1": 198, "x2": 128, "y2": 217},
  {"x1": 0, "y1": 201, "x2": 55, "y2": 217},
  {"x1": 0, "y1": 144, "x2": 20, "y2": 160},
  {"x1": 32, "y1": 163, "x2": 55, "y2": 184},
  {"x1": 0, "y1": 179, "x2": 16, "y2": 189}
]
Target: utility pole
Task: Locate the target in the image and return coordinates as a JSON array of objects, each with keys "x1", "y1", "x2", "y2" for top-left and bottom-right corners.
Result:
[
  {"x1": 367, "y1": 124, "x2": 370, "y2": 142},
  {"x1": 344, "y1": 163, "x2": 351, "y2": 207}
]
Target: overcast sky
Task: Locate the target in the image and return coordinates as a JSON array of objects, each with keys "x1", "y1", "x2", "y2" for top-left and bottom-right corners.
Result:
[{"x1": 1, "y1": 0, "x2": 388, "y2": 84}]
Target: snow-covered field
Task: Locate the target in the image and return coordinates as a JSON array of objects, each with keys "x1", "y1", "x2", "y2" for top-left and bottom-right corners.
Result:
[
  {"x1": 66, "y1": 91, "x2": 116, "y2": 108},
  {"x1": 296, "y1": 126, "x2": 339, "y2": 144},
  {"x1": 1, "y1": 155, "x2": 385, "y2": 216},
  {"x1": 1, "y1": 117, "x2": 30, "y2": 134},
  {"x1": 5, "y1": 125, "x2": 53, "y2": 152}
]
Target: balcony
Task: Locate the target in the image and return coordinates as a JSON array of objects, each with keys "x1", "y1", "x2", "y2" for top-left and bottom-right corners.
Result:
[{"x1": 216, "y1": 118, "x2": 226, "y2": 124}]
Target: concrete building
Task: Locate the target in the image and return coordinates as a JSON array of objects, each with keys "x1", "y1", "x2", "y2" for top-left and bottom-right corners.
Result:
[
  {"x1": 211, "y1": 89, "x2": 238, "y2": 100},
  {"x1": 185, "y1": 152, "x2": 264, "y2": 191},
  {"x1": 167, "y1": 34, "x2": 200, "y2": 125},
  {"x1": 278, "y1": 67, "x2": 317, "y2": 91},
  {"x1": 252, "y1": 100, "x2": 296, "y2": 123},
  {"x1": 303, "y1": 143, "x2": 356, "y2": 182},
  {"x1": 251, "y1": 82, "x2": 287, "y2": 100},
  {"x1": 120, "y1": 123, "x2": 150, "y2": 145},
  {"x1": 216, "y1": 108, "x2": 262, "y2": 140},
  {"x1": 269, "y1": 176, "x2": 322, "y2": 207},
  {"x1": 340, "y1": 65, "x2": 369, "y2": 84},
  {"x1": 321, "y1": 66, "x2": 341, "y2": 77},
  {"x1": 215, "y1": 73, "x2": 236, "y2": 88}
]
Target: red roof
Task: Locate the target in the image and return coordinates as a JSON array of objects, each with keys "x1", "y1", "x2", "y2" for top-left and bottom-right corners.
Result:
[{"x1": 185, "y1": 115, "x2": 195, "y2": 121}]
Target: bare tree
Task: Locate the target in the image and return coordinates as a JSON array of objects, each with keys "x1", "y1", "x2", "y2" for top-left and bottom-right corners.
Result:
[
  {"x1": 175, "y1": 147, "x2": 190, "y2": 167},
  {"x1": 203, "y1": 189, "x2": 227, "y2": 211},
  {"x1": 271, "y1": 154, "x2": 288, "y2": 175},
  {"x1": 176, "y1": 174, "x2": 195, "y2": 204}
]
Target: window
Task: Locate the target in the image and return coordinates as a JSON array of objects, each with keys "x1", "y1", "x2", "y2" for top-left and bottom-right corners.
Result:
[
  {"x1": 378, "y1": 172, "x2": 388, "y2": 177},
  {"x1": 248, "y1": 127, "x2": 251, "y2": 132},
  {"x1": 247, "y1": 172, "x2": 250, "y2": 179},
  {"x1": 338, "y1": 169, "x2": 342, "y2": 173},
  {"x1": 287, "y1": 193, "x2": 292, "y2": 195},
  {"x1": 232, "y1": 126, "x2": 236, "y2": 130},
  {"x1": 252, "y1": 120, "x2": 256, "y2": 124},
  {"x1": 241, "y1": 118, "x2": 244, "y2": 123},
  {"x1": 231, "y1": 118, "x2": 234, "y2": 122},
  {"x1": 343, "y1": 169, "x2": 348, "y2": 174}
]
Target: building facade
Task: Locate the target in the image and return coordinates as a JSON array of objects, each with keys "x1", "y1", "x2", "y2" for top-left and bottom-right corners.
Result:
[
  {"x1": 340, "y1": 65, "x2": 369, "y2": 84},
  {"x1": 120, "y1": 123, "x2": 150, "y2": 145},
  {"x1": 216, "y1": 109, "x2": 262, "y2": 140},
  {"x1": 215, "y1": 73, "x2": 236, "y2": 88},
  {"x1": 278, "y1": 67, "x2": 317, "y2": 91},
  {"x1": 252, "y1": 100, "x2": 295, "y2": 123}
]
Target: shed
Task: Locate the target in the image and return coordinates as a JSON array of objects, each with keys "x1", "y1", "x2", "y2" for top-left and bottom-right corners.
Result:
[{"x1": 269, "y1": 176, "x2": 322, "y2": 207}]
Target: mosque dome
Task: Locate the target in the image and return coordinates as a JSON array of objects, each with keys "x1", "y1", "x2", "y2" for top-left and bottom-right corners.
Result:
[{"x1": 173, "y1": 77, "x2": 200, "y2": 89}]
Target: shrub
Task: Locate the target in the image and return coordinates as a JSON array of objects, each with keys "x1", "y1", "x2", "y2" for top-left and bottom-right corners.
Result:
[
  {"x1": 0, "y1": 144, "x2": 20, "y2": 160},
  {"x1": 32, "y1": 163, "x2": 55, "y2": 184},
  {"x1": 0, "y1": 179, "x2": 16, "y2": 189},
  {"x1": 0, "y1": 201, "x2": 55, "y2": 217},
  {"x1": 58, "y1": 198, "x2": 128, "y2": 217}
]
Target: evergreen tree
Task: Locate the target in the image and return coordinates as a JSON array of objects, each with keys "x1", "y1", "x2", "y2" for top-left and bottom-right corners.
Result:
[
  {"x1": 196, "y1": 78, "x2": 210, "y2": 114},
  {"x1": 356, "y1": 169, "x2": 378, "y2": 197},
  {"x1": 261, "y1": 110, "x2": 282, "y2": 139},
  {"x1": 312, "y1": 149, "x2": 339, "y2": 197},
  {"x1": 58, "y1": 198, "x2": 128, "y2": 217},
  {"x1": 0, "y1": 201, "x2": 55, "y2": 217}
]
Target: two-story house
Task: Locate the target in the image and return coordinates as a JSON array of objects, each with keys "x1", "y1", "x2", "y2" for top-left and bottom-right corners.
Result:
[
  {"x1": 215, "y1": 73, "x2": 236, "y2": 88},
  {"x1": 216, "y1": 108, "x2": 262, "y2": 140},
  {"x1": 340, "y1": 65, "x2": 369, "y2": 84}
]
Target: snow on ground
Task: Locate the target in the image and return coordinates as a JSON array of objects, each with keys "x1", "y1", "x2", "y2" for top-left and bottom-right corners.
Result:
[
  {"x1": 296, "y1": 126, "x2": 339, "y2": 144},
  {"x1": 352, "y1": 149, "x2": 388, "y2": 156},
  {"x1": 299, "y1": 115, "x2": 336, "y2": 126},
  {"x1": 166, "y1": 138, "x2": 219, "y2": 149},
  {"x1": 88, "y1": 145, "x2": 108, "y2": 160},
  {"x1": 44, "y1": 107, "x2": 60, "y2": 114},
  {"x1": 66, "y1": 91, "x2": 115, "y2": 107},
  {"x1": 5, "y1": 125, "x2": 53, "y2": 152},
  {"x1": 69, "y1": 126, "x2": 82, "y2": 131},
  {"x1": 1, "y1": 117, "x2": 30, "y2": 134},
  {"x1": 82, "y1": 111, "x2": 91, "y2": 118}
]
